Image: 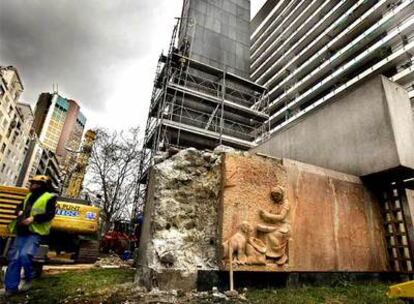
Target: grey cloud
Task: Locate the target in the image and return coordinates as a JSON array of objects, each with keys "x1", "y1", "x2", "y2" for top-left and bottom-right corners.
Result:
[
  {"x1": 0, "y1": 0, "x2": 264, "y2": 129},
  {"x1": 0, "y1": 0, "x2": 155, "y2": 111}
]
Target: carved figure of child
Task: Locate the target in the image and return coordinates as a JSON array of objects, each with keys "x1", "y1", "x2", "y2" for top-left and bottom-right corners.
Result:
[{"x1": 257, "y1": 186, "x2": 290, "y2": 266}]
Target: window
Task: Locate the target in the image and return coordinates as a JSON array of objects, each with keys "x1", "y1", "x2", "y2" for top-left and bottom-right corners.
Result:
[
  {"x1": 1, "y1": 164, "x2": 5, "y2": 173},
  {"x1": 0, "y1": 143, "x2": 5, "y2": 153},
  {"x1": 6, "y1": 127, "x2": 12, "y2": 138},
  {"x1": 0, "y1": 85, "x2": 4, "y2": 98},
  {"x1": 11, "y1": 132, "x2": 17, "y2": 145},
  {"x1": 2, "y1": 118, "x2": 8, "y2": 130}
]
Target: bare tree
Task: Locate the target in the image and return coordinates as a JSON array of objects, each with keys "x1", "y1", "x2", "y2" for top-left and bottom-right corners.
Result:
[{"x1": 86, "y1": 127, "x2": 140, "y2": 233}]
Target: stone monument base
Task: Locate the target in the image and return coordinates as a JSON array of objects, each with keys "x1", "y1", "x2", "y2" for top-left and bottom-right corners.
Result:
[{"x1": 136, "y1": 148, "x2": 389, "y2": 290}]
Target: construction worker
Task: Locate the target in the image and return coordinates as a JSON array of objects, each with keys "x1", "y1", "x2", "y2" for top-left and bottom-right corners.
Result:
[{"x1": 1, "y1": 175, "x2": 57, "y2": 297}]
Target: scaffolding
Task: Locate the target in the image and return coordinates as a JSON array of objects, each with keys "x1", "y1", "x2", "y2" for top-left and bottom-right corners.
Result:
[{"x1": 135, "y1": 18, "x2": 269, "y2": 213}]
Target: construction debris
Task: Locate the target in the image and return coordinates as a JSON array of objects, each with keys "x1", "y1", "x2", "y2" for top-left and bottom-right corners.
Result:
[
  {"x1": 94, "y1": 254, "x2": 131, "y2": 268},
  {"x1": 43, "y1": 264, "x2": 95, "y2": 275},
  {"x1": 83, "y1": 283, "x2": 249, "y2": 303}
]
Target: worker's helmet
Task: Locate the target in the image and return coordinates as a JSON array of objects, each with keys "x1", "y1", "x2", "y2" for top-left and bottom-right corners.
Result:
[{"x1": 29, "y1": 175, "x2": 52, "y2": 185}]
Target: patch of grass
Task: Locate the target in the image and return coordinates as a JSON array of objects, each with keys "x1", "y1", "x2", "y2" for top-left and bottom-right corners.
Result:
[
  {"x1": 247, "y1": 283, "x2": 404, "y2": 304},
  {"x1": 3, "y1": 270, "x2": 408, "y2": 304},
  {"x1": 7, "y1": 268, "x2": 135, "y2": 304}
]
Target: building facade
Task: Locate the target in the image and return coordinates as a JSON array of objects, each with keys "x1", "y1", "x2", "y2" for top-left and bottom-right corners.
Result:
[
  {"x1": 32, "y1": 92, "x2": 86, "y2": 166},
  {"x1": 251, "y1": 0, "x2": 414, "y2": 138},
  {"x1": 0, "y1": 66, "x2": 32, "y2": 186},
  {"x1": 19, "y1": 92, "x2": 86, "y2": 189}
]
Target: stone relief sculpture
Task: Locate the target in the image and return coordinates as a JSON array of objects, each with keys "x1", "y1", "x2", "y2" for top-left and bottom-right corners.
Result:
[
  {"x1": 257, "y1": 186, "x2": 290, "y2": 266},
  {"x1": 222, "y1": 221, "x2": 252, "y2": 264},
  {"x1": 222, "y1": 186, "x2": 290, "y2": 267},
  {"x1": 222, "y1": 221, "x2": 267, "y2": 266}
]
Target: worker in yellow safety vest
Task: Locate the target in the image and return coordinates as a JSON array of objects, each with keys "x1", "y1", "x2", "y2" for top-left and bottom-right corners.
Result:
[{"x1": 1, "y1": 175, "x2": 57, "y2": 297}]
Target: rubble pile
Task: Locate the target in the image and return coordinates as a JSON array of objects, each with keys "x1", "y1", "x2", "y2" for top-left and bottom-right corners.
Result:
[
  {"x1": 90, "y1": 283, "x2": 249, "y2": 303},
  {"x1": 143, "y1": 147, "x2": 223, "y2": 275},
  {"x1": 94, "y1": 254, "x2": 130, "y2": 268}
]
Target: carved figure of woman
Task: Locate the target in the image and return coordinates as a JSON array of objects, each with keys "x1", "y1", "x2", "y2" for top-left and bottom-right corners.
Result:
[{"x1": 257, "y1": 186, "x2": 290, "y2": 265}]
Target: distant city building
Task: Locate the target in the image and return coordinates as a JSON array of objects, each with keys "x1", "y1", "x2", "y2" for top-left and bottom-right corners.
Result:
[
  {"x1": 18, "y1": 141, "x2": 62, "y2": 190},
  {"x1": 34, "y1": 148, "x2": 62, "y2": 189},
  {"x1": 33, "y1": 93, "x2": 86, "y2": 156},
  {"x1": 32, "y1": 92, "x2": 86, "y2": 169},
  {"x1": 14, "y1": 102, "x2": 55, "y2": 188},
  {"x1": 19, "y1": 92, "x2": 86, "y2": 190},
  {"x1": 0, "y1": 66, "x2": 32, "y2": 186}
]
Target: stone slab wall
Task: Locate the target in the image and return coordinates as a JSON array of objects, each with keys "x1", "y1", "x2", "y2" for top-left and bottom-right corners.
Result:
[
  {"x1": 284, "y1": 159, "x2": 388, "y2": 271},
  {"x1": 219, "y1": 154, "x2": 388, "y2": 272}
]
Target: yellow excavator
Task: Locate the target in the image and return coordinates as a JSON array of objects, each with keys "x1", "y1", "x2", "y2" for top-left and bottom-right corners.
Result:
[
  {"x1": 0, "y1": 185, "x2": 101, "y2": 269},
  {"x1": 387, "y1": 280, "x2": 414, "y2": 301}
]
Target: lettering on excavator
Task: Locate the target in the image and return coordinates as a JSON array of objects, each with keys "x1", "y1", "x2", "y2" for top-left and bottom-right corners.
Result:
[{"x1": 55, "y1": 203, "x2": 81, "y2": 217}]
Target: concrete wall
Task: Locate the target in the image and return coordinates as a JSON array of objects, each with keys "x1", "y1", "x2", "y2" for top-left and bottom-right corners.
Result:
[
  {"x1": 182, "y1": 0, "x2": 251, "y2": 78},
  {"x1": 253, "y1": 76, "x2": 414, "y2": 178}
]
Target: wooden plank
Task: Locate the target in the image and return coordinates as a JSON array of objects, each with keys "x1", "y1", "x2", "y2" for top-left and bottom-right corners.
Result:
[
  {"x1": 0, "y1": 215, "x2": 16, "y2": 220},
  {"x1": 384, "y1": 220, "x2": 404, "y2": 225},
  {"x1": 391, "y1": 257, "x2": 412, "y2": 260},
  {"x1": 386, "y1": 232, "x2": 406, "y2": 237},
  {"x1": 388, "y1": 245, "x2": 410, "y2": 248},
  {"x1": 397, "y1": 185, "x2": 414, "y2": 271},
  {"x1": 0, "y1": 203, "x2": 18, "y2": 208},
  {"x1": 0, "y1": 192, "x2": 26, "y2": 200},
  {"x1": 0, "y1": 185, "x2": 28, "y2": 194},
  {"x1": 0, "y1": 198, "x2": 24, "y2": 204},
  {"x1": 0, "y1": 209, "x2": 15, "y2": 214},
  {"x1": 383, "y1": 207, "x2": 402, "y2": 213},
  {"x1": 386, "y1": 187, "x2": 404, "y2": 270}
]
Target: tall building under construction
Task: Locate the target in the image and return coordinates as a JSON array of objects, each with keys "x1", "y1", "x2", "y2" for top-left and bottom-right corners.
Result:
[{"x1": 137, "y1": 0, "x2": 270, "y2": 208}]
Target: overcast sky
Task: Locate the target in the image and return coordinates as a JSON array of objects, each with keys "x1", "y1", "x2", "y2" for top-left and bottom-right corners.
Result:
[{"x1": 0, "y1": 0, "x2": 267, "y2": 136}]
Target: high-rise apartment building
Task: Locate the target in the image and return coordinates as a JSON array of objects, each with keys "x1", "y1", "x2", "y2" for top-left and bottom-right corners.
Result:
[
  {"x1": 250, "y1": 0, "x2": 414, "y2": 137},
  {"x1": 0, "y1": 66, "x2": 32, "y2": 186},
  {"x1": 19, "y1": 92, "x2": 86, "y2": 189},
  {"x1": 32, "y1": 92, "x2": 86, "y2": 166}
]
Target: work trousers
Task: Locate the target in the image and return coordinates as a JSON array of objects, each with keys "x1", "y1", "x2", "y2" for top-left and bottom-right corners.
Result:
[{"x1": 5, "y1": 234, "x2": 40, "y2": 292}]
